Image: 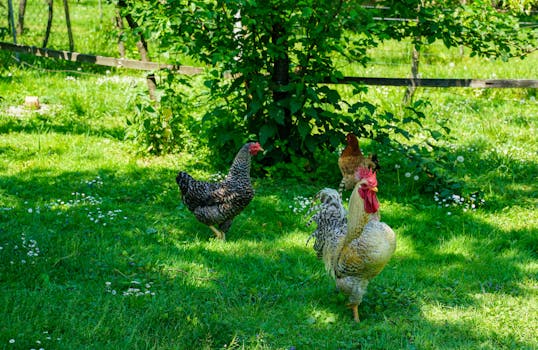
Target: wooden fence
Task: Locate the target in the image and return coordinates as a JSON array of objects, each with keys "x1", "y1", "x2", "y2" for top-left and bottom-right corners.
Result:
[{"x1": 1, "y1": 42, "x2": 538, "y2": 89}]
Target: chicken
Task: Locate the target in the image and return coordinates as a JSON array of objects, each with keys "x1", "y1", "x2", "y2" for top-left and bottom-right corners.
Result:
[
  {"x1": 176, "y1": 142, "x2": 263, "y2": 240},
  {"x1": 338, "y1": 133, "x2": 379, "y2": 195},
  {"x1": 307, "y1": 167, "x2": 396, "y2": 322}
]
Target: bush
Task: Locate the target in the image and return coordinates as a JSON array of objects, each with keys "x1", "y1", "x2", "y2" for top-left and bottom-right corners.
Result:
[{"x1": 126, "y1": 72, "x2": 195, "y2": 155}]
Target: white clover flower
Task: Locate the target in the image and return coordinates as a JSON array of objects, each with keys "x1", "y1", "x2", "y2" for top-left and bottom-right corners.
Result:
[
  {"x1": 447, "y1": 212, "x2": 452, "y2": 216},
  {"x1": 394, "y1": 164, "x2": 401, "y2": 169},
  {"x1": 9, "y1": 339, "x2": 15, "y2": 343},
  {"x1": 456, "y1": 156, "x2": 464, "y2": 163},
  {"x1": 28, "y1": 208, "x2": 33, "y2": 213},
  {"x1": 405, "y1": 172, "x2": 411, "y2": 178},
  {"x1": 413, "y1": 175, "x2": 419, "y2": 181}
]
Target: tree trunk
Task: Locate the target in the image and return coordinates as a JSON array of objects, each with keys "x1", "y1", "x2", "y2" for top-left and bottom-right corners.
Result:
[
  {"x1": 403, "y1": 44, "x2": 420, "y2": 104},
  {"x1": 17, "y1": 0, "x2": 27, "y2": 37},
  {"x1": 117, "y1": 0, "x2": 155, "y2": 99},
  {"x1": 115, "y1": 13, "x2": 126, "y2": 58},
  {"x1": 271, "y1": 22, "x2": 291, "y2": 139},
  {"x1": 117, "y1": 0, "x2": 149, "y2": 61},
  {"x1": 146, "y1": 73, "x2": 157, "y2": 101}
]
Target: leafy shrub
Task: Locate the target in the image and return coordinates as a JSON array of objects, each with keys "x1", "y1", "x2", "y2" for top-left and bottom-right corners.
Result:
[{"x1": 126, "y1": 72, "x2": 195, "y2": 155}]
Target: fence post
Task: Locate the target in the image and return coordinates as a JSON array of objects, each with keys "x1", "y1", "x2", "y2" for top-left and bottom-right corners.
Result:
[
  {"x1": 7, "y1": 0, "x2": 17, "y2": 44},
  {"x1": 17, "y1": 0, "x2": 27, "y2": 37},
  {"x1": 43, "y1": 0, "x2": 53, "y2": 48},
  {"x1": 63, "y1": 0, "x2": 74, "y2": 51}
]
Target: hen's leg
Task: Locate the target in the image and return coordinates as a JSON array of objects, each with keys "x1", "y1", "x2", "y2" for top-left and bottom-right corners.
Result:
[
  {"x1": 209, "y1": 225, "x2": 225, "y2": 240},
  {"x1": 348, "y1": 304, "x2": 360, "y2": 322}
]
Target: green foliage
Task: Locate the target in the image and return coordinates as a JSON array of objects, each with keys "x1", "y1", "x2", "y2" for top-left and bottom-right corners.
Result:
[
  {"x1": 123, "y1": 0, "x2": 536, "y2": 169},
  {"x1": 384, "y1": 0, "x2": 537, "y2": 58},
  {"x1": 493, "y1": 0, "x2": 538, "y2": 13},
  {"x1": 126, "y1": 72, "x2": 194, "y2": 155}
]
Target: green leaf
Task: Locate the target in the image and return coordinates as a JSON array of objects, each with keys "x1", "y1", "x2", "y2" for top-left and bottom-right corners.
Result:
[
  {"x1": 290, "y1": 99, "x2": 303, "y2": 115},
  {"x1": 259, "y1": 123, "x2": 277, "y2": 145},
  {"x1": 297, "y1": 120, "x2": 311, "y2": 139}
]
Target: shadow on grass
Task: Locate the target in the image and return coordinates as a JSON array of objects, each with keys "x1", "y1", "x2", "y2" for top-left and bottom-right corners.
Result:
[
  {"x1": 0, "y1": 113, "x2": 126, "y2": 140},
  {"x1": 1, "y1": 160, "x2": 536, "y2": 348}
]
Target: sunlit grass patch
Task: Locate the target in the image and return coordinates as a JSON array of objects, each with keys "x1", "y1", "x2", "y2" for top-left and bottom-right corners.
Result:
[{"x1": 1, "y1": 37, "x2": 537, "y2": 349}]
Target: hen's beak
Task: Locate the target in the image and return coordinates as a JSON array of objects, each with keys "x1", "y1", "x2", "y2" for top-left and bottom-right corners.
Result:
[{"x1": 371, "y1": 186, "x2": 378, "y2": 192}]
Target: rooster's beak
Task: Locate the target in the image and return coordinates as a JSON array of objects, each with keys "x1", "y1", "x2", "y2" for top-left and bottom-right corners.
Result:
[{"x1": 371, "y1": 186, "x2": 378, "y2": 192}]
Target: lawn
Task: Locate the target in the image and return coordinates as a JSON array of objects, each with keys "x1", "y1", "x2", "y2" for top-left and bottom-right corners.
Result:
[{"x1": 1, "y1": 2, "x2": 537, "y2": 349}]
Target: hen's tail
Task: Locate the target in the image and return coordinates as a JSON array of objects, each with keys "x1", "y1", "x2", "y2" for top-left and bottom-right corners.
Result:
[
  {"x1": 337, "y1": 178, "x2": 346, "y2": 196},
  {"x1": 175, "y1": 171, "x2": 193, "y2": 194},
  {"x1": 307, "y1": 188, "x2": 348, "y2": 273},
  {"x1": 306, "y1": 188, "x2": 347, "y2": 244}
]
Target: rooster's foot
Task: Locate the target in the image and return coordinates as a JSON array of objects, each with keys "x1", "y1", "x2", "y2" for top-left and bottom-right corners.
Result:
[
  {"x1": 347, "y1": 303, "x2": 360, "y2": 322},
  {"x1": 209, "y1": 225, "x2": 226, "y2": 240}
]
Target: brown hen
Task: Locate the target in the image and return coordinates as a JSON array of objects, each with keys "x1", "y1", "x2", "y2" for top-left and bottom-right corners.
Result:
[{"x1": 338, "y1": 133, "x2": 379, "y2": 195}]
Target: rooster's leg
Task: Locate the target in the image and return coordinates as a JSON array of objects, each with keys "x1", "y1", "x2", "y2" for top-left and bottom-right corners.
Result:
[
  {"x1": 348, "y1": 304, "x2": 360, "y2": 322},
  {"x1": 209, "y1": 225, "x2": 226, "y2": 240}
]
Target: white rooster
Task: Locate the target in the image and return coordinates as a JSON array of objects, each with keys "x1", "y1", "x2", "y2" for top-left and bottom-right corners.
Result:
[{"x1": 307, "y1": 167, "x2": 396, "y2": 322}]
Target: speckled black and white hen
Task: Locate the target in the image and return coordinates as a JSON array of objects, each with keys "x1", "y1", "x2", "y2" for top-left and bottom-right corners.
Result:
[{"x1": 176, "y1": 142, "x2": 263, "y2": 240}]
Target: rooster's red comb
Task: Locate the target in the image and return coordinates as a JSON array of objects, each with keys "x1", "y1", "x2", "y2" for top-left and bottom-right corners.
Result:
[
  {"x1": 355, "y1": 167, "x2": 378, "y2": 186},
  {"x1": 356, "y1": 167, "x2": 374, "y2": 179}
]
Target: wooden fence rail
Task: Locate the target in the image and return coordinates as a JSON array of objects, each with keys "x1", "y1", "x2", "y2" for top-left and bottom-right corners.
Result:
[
  {"x1": 331, "y1": 77, "x2": 538, "y2": 88},
  {"x1": 2, "y1": 42, "x2": 538, "y2": 88},
  {"x1": 0, "y1": 42, "x2": 202, "y2": 75}
]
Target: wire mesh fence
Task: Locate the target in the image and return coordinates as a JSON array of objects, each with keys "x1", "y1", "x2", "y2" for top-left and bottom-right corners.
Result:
[
  {"x1": 1, "y1": 0, "x2": 537, "y2": 89},
  {"x1": 2, "y1": 0, "x2": 120, "y2": 57}
]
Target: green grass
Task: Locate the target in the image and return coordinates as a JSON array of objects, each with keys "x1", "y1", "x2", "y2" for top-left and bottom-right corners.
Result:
[
  {"x1": 1, "y1": 4, "x2": 538, "y2": 348},
  {"x1": 1, "y1": 67, "x2": 537, "y2": 349}
]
